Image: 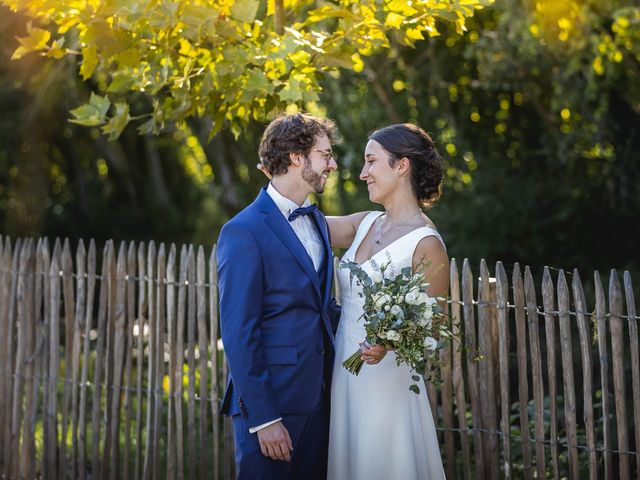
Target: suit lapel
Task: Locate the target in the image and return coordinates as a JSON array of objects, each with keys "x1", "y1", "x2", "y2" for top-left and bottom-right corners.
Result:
[{"x1": 264, "y1": 208, "x2": 322, "y2": 301}]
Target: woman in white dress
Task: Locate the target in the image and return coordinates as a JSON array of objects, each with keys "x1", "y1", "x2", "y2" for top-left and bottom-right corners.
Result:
[{"x1": 326, "y1": 124, "x2": 448, "y2": 480}]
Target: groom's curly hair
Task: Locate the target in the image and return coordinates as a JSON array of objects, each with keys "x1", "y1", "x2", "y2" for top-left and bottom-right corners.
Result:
[{"x1": 259, "y1": 113, "x2": 338, "y2": 176}]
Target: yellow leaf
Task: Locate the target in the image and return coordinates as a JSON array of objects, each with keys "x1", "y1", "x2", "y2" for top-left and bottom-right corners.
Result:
[
  {"x1": 385, "y1": 12, "x2": 405, "y2": 29},
  {"x1": 12, "y1": 27, "x2": 51, "y2": 60},
  {"x1": 351, "y1": 52, "x2": 364, "y2": 73},
  {"x1": 80, "y1": 45, "x2": 98, "y2": 80}
]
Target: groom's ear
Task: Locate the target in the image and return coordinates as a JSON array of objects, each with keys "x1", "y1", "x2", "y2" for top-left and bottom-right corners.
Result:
[{"x1": 289, "y1": 151, "x2": 303, "y2": 167}]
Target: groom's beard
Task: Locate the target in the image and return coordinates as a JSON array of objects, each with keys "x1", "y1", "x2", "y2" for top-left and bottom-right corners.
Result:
[{"x1": 302, "y1": 158, "x2": 326, "y2": 194}]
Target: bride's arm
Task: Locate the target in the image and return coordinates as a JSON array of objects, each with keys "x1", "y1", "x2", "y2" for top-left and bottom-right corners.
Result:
[
  {"x1": 412, "y1": 236, "x2": 450, "y2": 311},
  {"x1": 326, "y1": 212, "x2": 371, "y2": 248}
]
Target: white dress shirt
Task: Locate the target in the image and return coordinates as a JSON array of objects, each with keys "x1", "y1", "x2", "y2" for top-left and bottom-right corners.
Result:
[
  {"x1": 248, "y1": 183, "x2": 324, "y2": 434},
  {"x1": 266, "y1": 182, "x2": 324, "y2": 271}
]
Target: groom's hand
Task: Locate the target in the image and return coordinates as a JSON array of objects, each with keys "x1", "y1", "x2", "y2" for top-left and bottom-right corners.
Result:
[{"x1": 256, "y1": 421, "x2": 293, "y2": 461}]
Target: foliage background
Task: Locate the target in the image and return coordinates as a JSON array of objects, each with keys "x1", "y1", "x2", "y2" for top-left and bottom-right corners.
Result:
[{"x1": 0, "y1": 0, "x2": 639, "y2": 280}]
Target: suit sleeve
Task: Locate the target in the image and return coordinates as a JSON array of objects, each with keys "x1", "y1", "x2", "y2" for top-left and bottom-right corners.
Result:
[{"x1": 217, "y1": 221, "x2": 280, "y2": 428}]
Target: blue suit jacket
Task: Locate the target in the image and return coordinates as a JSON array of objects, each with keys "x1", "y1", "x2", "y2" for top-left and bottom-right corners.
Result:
[{"x1": 217, "y1": 188, "x2": 340, "y2": 428}]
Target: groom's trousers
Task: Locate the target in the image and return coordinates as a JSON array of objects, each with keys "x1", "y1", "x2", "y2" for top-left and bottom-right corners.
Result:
[{"x1": 232, "y1": 397, "x2": 329, "y2": 480}]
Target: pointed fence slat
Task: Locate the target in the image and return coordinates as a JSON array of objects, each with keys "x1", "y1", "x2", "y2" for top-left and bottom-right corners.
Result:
[
  {"x1": 134, "y1": 242, "x2": 146, "y2": 480},
  {"x1": 440, "y1": 294, "x2": 455, "y2": 480},
  {"x1": 46, "y1": 239, "x2": 61, "y2": 480},
  {"x1": 462, "y1": 259, "x2": 484, "y2": 479},
  {"x1": 524, "y1": 267, "x2": 545, "y2": 479},
  {"x1": 175, "y1": 245, "x2": 188, "y2": 480},
  {"x1": 9, "y1": 239, "x2": 25, "y2": 479},
  {"x1": 92, "y1": 241, "x2": 113, "y2": 479},
  {"x1": 623, "y1": 272, "x2": 640, "y2": 480},
  {"x1": 153, "y1": 244, "x2": 167, "y2": 480},
  {"x1": 541, "y1": 268, "x2": 559, "y2": 480},
  {"x1": 166, "y1": 244, "x2": 177, "y2": 480},
  {"x1": 3, "y1": 238, "x2": 21, "y2": 476},
  {"x1": 513, "y1": 263, "x2": 532, "y2": 480},
  {"x1": 15, "y1": 240, "x2": 35, "y2": 479},
  {"x1": 595, "y1": 271, "x2": 613, "y2": 480},
  {"x1": 450, "y1": 259, "x2": 470, "y2": 480},
  {"x1": 210, "y1": 246, "x2": 221, "y2": 480},
  {"x1": 143, "y1": 241, "x2": 157, "y2": 480},
  {"x1": 123, "y1": 242, "x2": 137, "y2": 480},
  {"x1": 478, "y1": 260, "x2": 498, "y2": 479},
  {"x1": 107, "y1": 243, "x2": 128, "y2": 480},
  {"x1": 197, "y1": 246, "x2": 210, "y2": 480},
  {"x1": 571, "y1": 269, "x2": 597, "y2": 479},
  {"x1": 79, "y1": 240, "x2": 96, "y2": 480},
  {"x1": 102, "y1": 241, "x2": 117, "y2": 480},
  {"x1": 558, "y1": 270, "x2": 579, "y2": 477},
  {"x1": 32, "y1": 239, "x2": 48, "y2": 478},
  {"x1": 609, "y1": 270, "x2": 629, "y2": 478},
  {"x1": 495, "y1": 262, "x2": 511, "y2": 479},
  {"x1": 70, "y1": 241, "x2": 87, "y2": 480},
  {"x1": 186, "y1": 246, "x2": 197, "y2": 480},
  {"x1": 60, "y1": 239, "x2": 75, "y2": 480}
]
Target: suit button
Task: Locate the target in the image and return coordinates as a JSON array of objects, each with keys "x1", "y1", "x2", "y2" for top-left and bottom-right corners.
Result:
[{"x1": 317, "y1": 346, "x2": 324, "y2": 355}]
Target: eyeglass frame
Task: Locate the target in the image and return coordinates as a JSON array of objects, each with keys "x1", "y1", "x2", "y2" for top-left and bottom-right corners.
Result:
[{"x1": 310, "y1": 148, "x2": 338, "y2": 163}]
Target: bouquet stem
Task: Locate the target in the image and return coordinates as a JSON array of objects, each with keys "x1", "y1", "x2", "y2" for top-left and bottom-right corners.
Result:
[
  {"x1": 342, "y1": 350, "x2": 364, "y2": 375},
  {"x1": 341, "y1": 340, "x2": 371, "y2": 375}
]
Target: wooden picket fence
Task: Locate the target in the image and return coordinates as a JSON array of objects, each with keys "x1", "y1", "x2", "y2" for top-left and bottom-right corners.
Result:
[{"x1": 0, "y1": 235, "x2": 638, "y2": 479}]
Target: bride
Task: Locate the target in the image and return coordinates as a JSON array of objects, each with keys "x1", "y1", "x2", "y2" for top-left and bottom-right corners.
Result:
[{"x1": 326, "y1": 123, "x2": 448, "y2": 479}]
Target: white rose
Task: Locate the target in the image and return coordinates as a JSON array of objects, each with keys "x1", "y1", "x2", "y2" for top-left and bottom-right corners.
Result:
[
  {"x1": 390, "y1": 305, "x2": 403, "y2": 317},
  {"x1": 374, "y1": 293, "x2": 391, "y2": 309},
  {"x1": 387, "y1": 330, "x2": 401, "y2": 341},
  {"x1": 370, "y1": 270, "x2": 383, "y2": 284},
  {"x1": 416, "y1": 292, "x2": 429, "y2": 305},
  {"x1": 384, "y1": 305, "x2": 391, "y2": 312},
  {"x1": 423, "y1": 336, "x2": 437, "y2": 350},
  {"x1": 404, "y1": 291, "x2": 418, "y2": 305}
]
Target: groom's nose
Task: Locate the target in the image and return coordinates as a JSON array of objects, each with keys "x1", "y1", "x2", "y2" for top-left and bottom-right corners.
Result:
[{"x1": 328, "y1": 157, "x2": 337, "y2": 171}]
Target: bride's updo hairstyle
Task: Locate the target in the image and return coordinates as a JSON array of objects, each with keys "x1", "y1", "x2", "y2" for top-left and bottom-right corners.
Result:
[{"x1": 369, "y1": 124, "x2": 443, "y2": 207}]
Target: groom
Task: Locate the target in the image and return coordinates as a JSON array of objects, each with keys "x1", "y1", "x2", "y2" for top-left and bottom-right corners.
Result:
[{"x1": 217, "y1": 113, "x2": 341, "y2": 479}]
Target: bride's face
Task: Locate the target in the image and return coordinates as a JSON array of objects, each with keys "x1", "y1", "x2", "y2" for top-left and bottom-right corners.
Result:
[{"x1": 360, "y1": 139, "x2": 401, "y2": 204}]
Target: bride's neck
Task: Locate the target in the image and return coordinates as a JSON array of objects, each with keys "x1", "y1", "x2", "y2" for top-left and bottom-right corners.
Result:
[{"x1": 382, "y1": 194, "x2": 422, "y2": 225}]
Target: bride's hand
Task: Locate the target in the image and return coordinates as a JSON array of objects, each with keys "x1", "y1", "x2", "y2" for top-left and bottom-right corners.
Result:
[{"x1": 360, "y1": 343, "x2": 387, "y2": 365}]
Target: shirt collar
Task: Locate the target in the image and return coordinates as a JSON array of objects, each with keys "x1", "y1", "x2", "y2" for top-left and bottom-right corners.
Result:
[{"x1": 266, "y1": 182, "x2": 311, "y2": 217}]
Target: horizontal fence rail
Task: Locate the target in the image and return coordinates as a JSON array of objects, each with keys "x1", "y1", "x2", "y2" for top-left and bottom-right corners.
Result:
[{"x1": 0, "y1": 235, "x2": 638, "y2": 479}]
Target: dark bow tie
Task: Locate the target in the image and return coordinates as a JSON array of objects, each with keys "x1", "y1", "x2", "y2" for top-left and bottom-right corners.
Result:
[{"x1": 288, "y1": 204, "x2": 318, "y2": 222}]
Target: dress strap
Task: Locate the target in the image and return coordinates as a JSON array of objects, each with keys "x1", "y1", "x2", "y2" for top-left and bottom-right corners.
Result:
[{"x1": 397, "y1": 226, "x2": 446, "y2": 254}]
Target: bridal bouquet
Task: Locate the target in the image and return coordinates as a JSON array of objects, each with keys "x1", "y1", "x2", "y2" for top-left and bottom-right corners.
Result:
[{"x1": 340, "y1": 257, "x2": 452, "y2": 393}]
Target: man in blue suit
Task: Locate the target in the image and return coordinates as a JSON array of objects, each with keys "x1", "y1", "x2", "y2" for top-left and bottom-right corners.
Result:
[{"x1": 217, "y1": 113, "x2": 341, "y2": 479}]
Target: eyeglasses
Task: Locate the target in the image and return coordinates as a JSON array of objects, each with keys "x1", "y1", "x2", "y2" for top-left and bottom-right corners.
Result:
[{"x1": 311, "y1": 148, "x2": 338, "y2": 163}]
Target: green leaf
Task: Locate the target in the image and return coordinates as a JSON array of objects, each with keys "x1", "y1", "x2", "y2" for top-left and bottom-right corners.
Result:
[
  {"x1": 69, "y1": 92, "x2": 111, "y2": 127},
  {"x1": 107, "y1": 75, "x2": 135, "y2": 93},
  {"x1": 409, "y1": 384, "x2": 420, "y2": 394},
  {"x1": 231, "y1": 0, "x2": 260, "y2": 23},
  {"x1": 101, "y1": 102, "x2": 130, "y2": 140}
]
